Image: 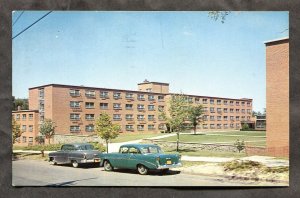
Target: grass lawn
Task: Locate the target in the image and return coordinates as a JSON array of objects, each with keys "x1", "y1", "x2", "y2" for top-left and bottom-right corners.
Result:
[
  {"x1": 205, "y1": 131, "x2": 266, "y2": 137},
  {"x1": 160, "y1": 134, "x2": 266, "y2": 147},
  {"x1": 165, "y1": 148, "x2": 247, "y2": 158},
  {"x1": 111, "y1": 133, "x2": 165, "y2": 143}
]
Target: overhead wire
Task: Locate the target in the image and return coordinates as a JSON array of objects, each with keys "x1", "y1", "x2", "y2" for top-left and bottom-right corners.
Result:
[
  {"x1": 12, "y1": 11, "x2": 25, "y2": 27},
  {"x1": 12, "y1": 11, "x2": 52, "y2": 40}
]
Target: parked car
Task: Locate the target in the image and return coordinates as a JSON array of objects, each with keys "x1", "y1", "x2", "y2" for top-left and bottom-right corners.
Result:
[
  {"x1": 99, "y1": 144, "x2": 182, "y2": 175},
  {"x1": 48, "y1": 143, "x2": 101, "y2": 168}
]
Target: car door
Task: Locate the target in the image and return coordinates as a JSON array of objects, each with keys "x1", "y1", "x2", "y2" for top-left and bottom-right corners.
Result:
[
  {"x1": 55, "y1": 145, "x2": 67, "y2": 163},
  {"x1": 113, "y1": 146, "x2": 129, "y2": 168},
  {"x1": 126, "y1": 147, "x2": 140, "y2": 169}
]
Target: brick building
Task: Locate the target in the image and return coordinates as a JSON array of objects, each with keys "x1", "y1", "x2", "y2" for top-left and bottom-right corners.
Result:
[
  {"x1": 265, "y1": 37, "x2": 289, "y2": 157},
  {"x1": 13, "y1": 81, "x2": 253, "y2": 145}
]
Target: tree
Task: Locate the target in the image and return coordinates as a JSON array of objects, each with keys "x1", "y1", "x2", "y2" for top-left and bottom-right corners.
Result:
[
  {"x1": 12, "y1": 96, "x2": 29, "y2": 110},
  {"x1": 39, "y1": 119, "x2": 56, "y2": 145},
  {"x1": 188, "y1": 105, "x2": 204, "y2": 135},
  {"x1": 208, "y1": 11, "x2": 231, "y2": 23},
  {"x1": 234, "y1": 139, "x2": 245, "y2": 153},
  {"x1": 12, "y1": 117, "x2": 22, "y2": 144},
  {"x1": 160, "y1": 94, "x2": 190, "y2": 151},
  {"x1": 95, "y1": 113, "x2": 121, "y2": 153},
  {"x1": 35, "y1": 136, "x2": 45, "y2": 145}
]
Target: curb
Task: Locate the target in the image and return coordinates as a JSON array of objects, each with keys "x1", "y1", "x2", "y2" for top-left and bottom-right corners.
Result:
[{"x1": 177, "y1": 169, "x2": 288, "y2": 184}]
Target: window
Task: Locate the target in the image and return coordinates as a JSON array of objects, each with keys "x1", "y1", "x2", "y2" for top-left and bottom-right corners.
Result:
[
  {"x1": 85, "y1": 102, "x2": 94, "y2": 109},
  {"x1": 70, "y1": 126, "x2": 80, "y2": 132},
  {"x1": 158, "y1": 123, "x2": 165, "y2": 130},
  {"x1": 224, "y1": 100, "x2": 228, "y2": 105},
  {"x1": 148, "y1": 125, "x2": 155, "y2": 130},
  {"x1": 70, "y1": 101, "x2": 80, "y2": 108},
  {"x1": 230, "y1": 116, "x2": 234, "y2": 121},
  {"x1": 28, "y1": 137, "x2": 33, "y2": 143},
  {"x1": 85, "y1": 90, "x2": 95, "y2": 97},
  {"x1": 242, "y1": 109, "x2": 245, "y2": 114},
  {"x1": 247, "y1": 109, "x2": 251, "y2": 114},
  {"x1": 223, "y1": 116, "x2": 228, "y2": 121},
  {"x1": 16, "y1": 114, "x2": 20, "y2": 120},
  {"x1": 195, "y1": 98, "x2": 200, "y2": 103},
  {"x1": 85, "y1": 114, "x2": 95, "y2": 120},
  {"x1": 217, "y1": 100, "x2": 221, "y2": 105},
  {"x1": 126, "y1": 114, "x2": 133, "y2": 121},
  {"x1": 230, "y1": 108, "x2": 234, "y2": 113},
  {"x1": 241, "y1": 102, "x2": 245, "y2": 106},
  {"x1": 125, "y1": 104, "x2": 133, "y2": 110},
  {"x1": 125, "y1": 93, "x2": 134, "y2": 99},
  {"x1": 217, "y1": 116, "x2": 221, "y2": 121},
  {"x1": 113, "y1": 114, "x2": 121, "y2": 121},
  {"x1": 236, "y1": 109, "x2": 240, "y2": 113},
  {"x1": 236, "y1": 116, "x2": 240, "y2": 121},
  {"x1": 29, "y1": 125, "x2": 33, "y2": 132},
  {"x1": 29, "y1": 114, "x2": 33, "y2": 120},
  {"x1": 137, "y1": 115, "x2": 144, "y2": 121},
  {"x1": 22, "y1": 125, "x2": 26, "y2": 132},
  {"x1": 247, "y1": 116, "x2": 251, "y2": 120},
  {"x1": 126, "y1": 125, "x2": 134, "y2": 131},
  {"x1": 148, "y1": 115, "x2": 155, "y2": 121},
  {"x1": 120, "y1": 147, "x2": 129, "y2": 153},
  {"x1": 70, "y1": 113, "x2": 80, "y2": 120},
  {"x1": 236, "y1": 101, "x2": 240, "y2": 106},
  {"x1": 217, "y1": 108, "x2": 222, "y2": 113},
  {"x1": 186, "y1": 97, "x2": 193, "y2": 103},
  {"x1": 203, "y1": 124, "x2": 208, "y2": 129},
  {"x1": 137, "y1": 104, "x2": 145, "y2": 110},
  {"x1": 203, "y1": 99, "x2": 208, "y2": 104},
  {"x1": 85, "y1": 125, "x2": 94, "y2": 132},
  {"x1": 236, "y1": 123, "x2": 240, "y2": 128},
  {"x1": 247, "y1": 102, "x2": 251, "y2": 106},
  {"x1": 217, "y1": 124, "x2": 222, "y2": 129},
  {"x1": 210, "y1": 116, "x2": 214, "y2": 121},
  {"x1": 230, "y1": 101, "x2": 234, "y2": 106},
  {"x1": 146, "y1": 88, "x2": 152, "y2": 92},
  {"x1": 100, "y1": 103, "x2": 108, "y2": 109},
  {"x1": 148, "y1": 105, "x2": 155, "y2": 111},
  {"x1": 137, "y1": 94, "x2": 145, "y2": 100},
  {"x1": 224, "y1": 124, "x2": 228, "y2": 129},
  {"x1": 158, "y1": 95, "x2": 164, "y2": 101},
  {"x1": 210, "y1": 107, "x2": 214, "y2": 113},
  {"x1": 39, "y1": 88, "x2": 44, "y2": 98},
  {"x1": 224, "y1": 108, "x2": 228, "y2": 113},
  {"x1": 100, "y1": 91, "x2": 109, "y2": 98},
  {"x1": 210, "y1": 124, "x2": 215, "y2": 129},
  {"x1": 203, "y1": 115, "x2": 208, "y2": 121},
  {"x1": 113, "y1": 103, "x2": 121, "y2": 109},
  {"x1": 113, "y1": 92, "x2": 121, "y2": 99},
  {"x1": 230, "y1": 124, "x2": 234, "y2": 128},
  {"x1": 203, "y1": 107, "x2": 208, "y2": 112},
  {"x1": 137, "y1": 125, "x2": 144, "y2": 131},
  {"x1": 148, "y1": 95, "x2": 155, "y2": 101},
  {"x1": 22, "y1": 114, "x2": 26, "y2": 120},
  {"x1": 129, "y1": 147, "x2": 139, "y2": 154},
  {"x1": 241, "y1": 116, "x2": 245, "y2": 121},
  {"x1": 158, "y1": 115, "x2": 164, "y2": 121},
  {"x1": 22, "y1": 136, "x2": 27, "y2": 143},
  {"x1": 210, "y1": 99, "x2": 214, "y2": 104},
  {"x1": 70, "y1": 89, "x2": 80, "y2": 97}
]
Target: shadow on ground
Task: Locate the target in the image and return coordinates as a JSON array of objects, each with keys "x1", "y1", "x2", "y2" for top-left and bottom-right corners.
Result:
[{"x1": 101, "y1": 168, "x2": 181, "y2": 176}]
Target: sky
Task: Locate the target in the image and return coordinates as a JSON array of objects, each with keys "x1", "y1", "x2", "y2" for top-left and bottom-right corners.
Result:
[{"x1": 12, "y1": 11, "x2": 289, "y2": 112}]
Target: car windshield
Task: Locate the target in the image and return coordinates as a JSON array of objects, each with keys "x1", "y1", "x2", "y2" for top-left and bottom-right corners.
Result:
[
  {"x1": 140, "y1": 146, "x2": 163, "y2": 154},
  {"x1": 76, "y1": 144, "x2": 94, "y2": 150}
]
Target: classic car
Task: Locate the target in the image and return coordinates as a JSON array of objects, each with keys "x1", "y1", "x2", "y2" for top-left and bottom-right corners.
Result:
[
  {"x1": 48, "y1": 143, "x2": 101, "y2": 168},
  {"x1": 99, "y1": 144, "x2": 182, "y2": 175}
]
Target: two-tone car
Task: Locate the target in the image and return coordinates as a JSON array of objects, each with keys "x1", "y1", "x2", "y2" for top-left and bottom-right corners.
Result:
[
  {"x1": 48, "y1": 143, "x2": 102, "y2": 168},
  {"x1": 99, "y1": 144, "x2": 182, "y2": 175}
]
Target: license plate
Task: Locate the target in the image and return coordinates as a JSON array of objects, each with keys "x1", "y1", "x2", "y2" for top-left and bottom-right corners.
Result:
[
  {"x1": 166, "y1": 160, "x2": 172, "y2": 165},
  {"x1": 94, "y1": 159, "x2": 100, "y2": 162}
]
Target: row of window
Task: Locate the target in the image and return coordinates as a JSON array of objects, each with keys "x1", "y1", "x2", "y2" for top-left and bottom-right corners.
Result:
[
  {"x1": 70, "y1": 113, "x2": 162, "y2": 121},
  {"x1": 70, "y1": 89, "x2": 165, "y2": 101},
  {"x1": 70, "y1": 124, "x2": 161, "y2": 132},
  {"x1": 202, "y1": 123, "x2": 241, "y2": 129},
  {"x1": 182, "y1": 97, "x2": 251, "y2": 106},
  {"x1": 204, "y1": 107, "x2": 251, "y2": 114},
  {"x1": 14, "y1": 114, "x2": 34, "y2": 121},
  {"x1": 17, "y1": 136, "x2": 34, "y2": 143},
  {"x1": 203, "y1": 115, "x2": 251, "y2": 121},
  {"x1": 20, "y1": 125, "x2": 34, "y2": 132},
  {"x1": 70, "y1": 101, "x2": 164, "y2": 111}
]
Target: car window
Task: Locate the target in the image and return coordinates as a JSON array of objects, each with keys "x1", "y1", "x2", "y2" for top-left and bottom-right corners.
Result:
[
  {"x1": 62, "y1": 145, "x2": 71, "y2": 151},
  {"x1": 77, "y1": 145, "x2": 94, "y2": 150},
  {"x1": 120, "y1": 147, "x2": 129, "y2": 154},
  {"x1": 128, "y1": 147, "x2": 140, "y2": 154},
  {"x1": 140, "y1": 146, "x2": 162, "y2": 154}
]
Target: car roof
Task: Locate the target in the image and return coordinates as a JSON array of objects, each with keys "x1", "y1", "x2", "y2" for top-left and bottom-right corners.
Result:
[
  {"x1": 63, "y1": 143, "x2": 93, "y2": 146},
  {"x1": 120, "y1": 144, "x2": 159, "y2": 148}
]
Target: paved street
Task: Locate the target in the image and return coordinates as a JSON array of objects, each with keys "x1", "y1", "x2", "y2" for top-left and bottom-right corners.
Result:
[{"x1": 12, "y1": 160, "x2": 285, "y2": 187}]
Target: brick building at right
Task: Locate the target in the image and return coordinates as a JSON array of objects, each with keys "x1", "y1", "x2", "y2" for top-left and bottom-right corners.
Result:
[{"x1": 265, "y1": 37, "x2": 289, "y2": 157}]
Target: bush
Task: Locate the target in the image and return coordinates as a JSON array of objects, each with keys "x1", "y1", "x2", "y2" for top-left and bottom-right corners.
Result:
[
  {"x1": 13, "y1": 144, "x2": 64, "y2": 151},
  {"x1": 234, "y1": 139, "x2": 245, "y2": 153},
  {"x1": 223, "y1": 160, "x2": 263, "y2": 171},
  {"x1": 89, "y1": 142, "x2": 106, "y2": 152}
]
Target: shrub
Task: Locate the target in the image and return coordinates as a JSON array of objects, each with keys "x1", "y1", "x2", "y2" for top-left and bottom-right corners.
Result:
[
  {"x1": 89, "y1": 142, "x2": 106, "y2": 152},
  {"x1": 223, "y1": 160, "x2": 263, "y2": 171},
  {"x1": 234, "y1": 139, "x2": 245, "y2": 153}
]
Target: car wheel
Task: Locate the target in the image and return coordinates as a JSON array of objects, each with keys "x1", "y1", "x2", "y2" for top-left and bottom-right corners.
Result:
[
  {"x1": 161, "y1": 168, "x2": 169, "y2": 175},
  {"x1": 72, "y1": 160, "x2": 79, "y2": 168},
  {"x1": 104, "y1": 160, "x2": 113, "y2": 171},
  {"x1": 137, "y1": 164, "x2": 148, "y2": 175},
  {"x1": 49, "y1": 158, "x2": 57, "y2": 165}
]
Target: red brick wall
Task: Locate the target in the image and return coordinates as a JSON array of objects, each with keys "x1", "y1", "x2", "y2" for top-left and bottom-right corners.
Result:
[{"x1": 266, "y1": 39, "x2": 289, "y2": 157}]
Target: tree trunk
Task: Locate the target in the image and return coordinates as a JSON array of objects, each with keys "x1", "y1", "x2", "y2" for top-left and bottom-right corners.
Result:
[
  {"x1": 194, "y1": 125, "x2": 197, "y2": 135},
  {"x1": 176, "y1": 132, "x2": 179, "y2": 152},
  {"x1": 106, "y1": 139, "x2": 108, "y2": 153},
  {"x1": 48, "y1": 137, "x2": 51, "y2": 145}
]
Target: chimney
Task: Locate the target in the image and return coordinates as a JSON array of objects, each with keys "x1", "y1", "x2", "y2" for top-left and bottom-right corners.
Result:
[{"x1": 17, "y1": 106, "x2": 21, "y2": 111}]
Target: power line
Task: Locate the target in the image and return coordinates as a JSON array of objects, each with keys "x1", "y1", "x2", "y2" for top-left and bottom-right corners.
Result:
[
  {"x1": 12, "y1": 11, "x2": 25, "y2": 27},
  {"x1": 12, "y1": 11, "x2": 52, "y2": 40}
]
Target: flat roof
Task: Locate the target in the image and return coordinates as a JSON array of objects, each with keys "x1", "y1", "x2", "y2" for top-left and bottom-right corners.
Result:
[
  {"x1": 12, "y1": 110, "x2": 39, "y2": 113},
  {"x1": 29, "y1": 84, "x2": 252, "y2": 101},
  {"x1": 137, "y1": 81, "x2": 169, "y2": 85},
  {"x1": 264, "y1": 37, "x2": 289, "y2": 44}
]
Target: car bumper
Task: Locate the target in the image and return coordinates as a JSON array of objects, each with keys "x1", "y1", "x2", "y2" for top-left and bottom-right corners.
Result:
[
  {"x1": 80, "y1": 158, "x2": 101, "y2": 163},
  {"x1": 157, "y1": 163, "x2": 182, "y2": 169}
]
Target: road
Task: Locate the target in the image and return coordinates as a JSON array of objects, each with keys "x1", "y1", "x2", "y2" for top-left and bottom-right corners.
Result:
[{"x1": 12, "y1": 160, "x2": 285, "y2": 187}]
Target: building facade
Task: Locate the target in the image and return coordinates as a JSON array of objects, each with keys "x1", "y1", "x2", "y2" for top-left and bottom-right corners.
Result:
[
  {"x1": 265, "y1": 37, "x2": 289, "y2": 157},
  {"x1": 14, "y1": 81, "x2": 253, "y2": 145}
]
